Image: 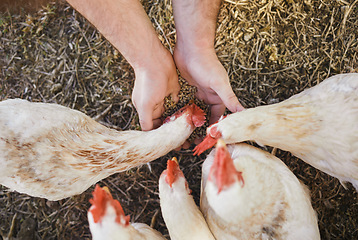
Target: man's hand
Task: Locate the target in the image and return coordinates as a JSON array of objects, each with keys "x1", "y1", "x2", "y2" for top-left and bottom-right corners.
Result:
[
  {"x1": 66, "y1": 0, "x2": 180, "y2": 131},
  {"x1": 174, "y1": 47, "x2": 244, "y2": 125},
  {"x1": 132, "y1": 50, "x2": 180, "y2": 131},
  {"x1": 172, "y1": 0, "x2": 244, "y2": 126}
]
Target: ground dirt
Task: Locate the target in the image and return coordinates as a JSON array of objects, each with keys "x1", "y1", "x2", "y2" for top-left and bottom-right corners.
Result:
[{"x1": 0, "y1": 0, "x2": 357, "y2": 239}]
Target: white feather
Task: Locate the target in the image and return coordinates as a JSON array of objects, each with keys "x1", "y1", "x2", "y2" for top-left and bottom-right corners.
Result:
[
  {"x1": 209, "y1": 73, "x2": 358, "y2": 190},
  {"x1": 0, "y1": 99, "x2": 199, "y2": 200},
  {"x1": 201, "y1": 143, "x2": 320, "y2": 240},
  {"x1": 159, "y1": 164, "x2": 215, "y2": 240},
  {"x1": 88, "y1": 200, "x2": 164, "y2": 240}
]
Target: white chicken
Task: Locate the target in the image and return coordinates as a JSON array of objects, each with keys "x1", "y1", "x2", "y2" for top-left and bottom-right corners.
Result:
[
  {"x1": 88, "y1": 185, "x2": 165, "y2": 240},
  {"x1": 158, "y1": 157, "x2": 215, "y2": 240},
  {"x1": 201, "y1": 140, "x2": 320, "y2": 240},
  {"x1": 195, "y1": 73, "x2": 358, "y2": 190},
  {"x1": 0, "y1": 99, "x2": 205, "y2": 200}
]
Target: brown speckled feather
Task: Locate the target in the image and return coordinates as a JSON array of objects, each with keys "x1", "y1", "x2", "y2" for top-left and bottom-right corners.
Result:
[{"x1": 0, "y1": 99, "x2": 203, "y2": 200}]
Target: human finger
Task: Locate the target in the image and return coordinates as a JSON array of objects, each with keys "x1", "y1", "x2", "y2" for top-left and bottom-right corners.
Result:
[
  {"x1": 136, "y1": 103, "x2": 155, "y2": 131},
  {"x1": 209, "y1": 103, "x2": 226, "y2": 125},
  {"x1": 213, "y1": 84, "x2": 244, "y2": 113},
  {"x1": 153, "y1": 118, "x2": 162, "y2": 129}
]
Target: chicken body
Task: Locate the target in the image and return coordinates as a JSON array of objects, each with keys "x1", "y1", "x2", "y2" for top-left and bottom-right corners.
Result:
[
  {"x1": 196, "y1": 73, "x2": 358, "y2": 190},
  {"x1": 0, "y1": 99, "x2": 205, "y2": 200},
  {"x1": 201, "y1": 142, "x2": 320, "y2": 240},
  {"x1": 158, "y1": 158, "x2": 215, "y2": 240},
  {"x1": 89, "y1": 211, "x2": 165, "y2": 240},
  {"x1": 88, "y1": 185, "x2": 165, "y2": 240}
]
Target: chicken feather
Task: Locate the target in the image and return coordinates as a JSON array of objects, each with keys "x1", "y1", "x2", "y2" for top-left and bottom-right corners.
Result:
[
  {"x1": 0, "y1": 99, "x2": 205, "y2": 200},
  {"x1": 195, "y1": 73, "x2": 358, "y2": 190},
  {"x1": 201, "y1": 141, "x2": 320, "y2": 240}
]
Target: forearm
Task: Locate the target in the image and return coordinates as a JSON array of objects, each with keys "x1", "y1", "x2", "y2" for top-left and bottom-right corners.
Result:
[
  {"x1": 66, "y1": 0, "x2": 165, "y2": 69},
  {"x1": 172, "y1": 0, "x2": 222, "y2": 49}
]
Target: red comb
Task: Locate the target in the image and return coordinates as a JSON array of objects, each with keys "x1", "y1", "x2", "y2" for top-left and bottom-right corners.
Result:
[
  {"x1": 209, "y1": 140, "x2": 244, "y2": 193},
  {"x1": 89, "y1": 185, "x2": 130, "y2": 225},
  {"x1": 112, "y1": 200, "x2": 130, "y2": 225},
  {"x1": 193, "y1": 135, "x2": 218, "y2": 155},
  {"x1": 163, "y1": 102, "x2": 206, "y2": 127},
  {"x1": 165, "y1": 157, "x2": 182, "y2": 187},
  {"x1": 193, "y1": 125, "x2": 221, "y2": 155},
  {"x1": 191, "y1": 104, "x2": 206, "y2": 127}
]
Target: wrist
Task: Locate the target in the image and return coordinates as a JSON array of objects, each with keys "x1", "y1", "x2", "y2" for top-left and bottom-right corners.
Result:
[
  {"x1": 132, "y1": 46, "x2": 178, "y2": 85},
  {"x1": 175, "y1": 35, "x2": 215, "y2": 53},
  {"x1": 130, "y1": 41, "x2": 172, "y2": 70}
]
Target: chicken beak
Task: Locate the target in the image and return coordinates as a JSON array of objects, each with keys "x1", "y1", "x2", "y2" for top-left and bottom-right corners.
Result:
[{"x1": 102, "y1": 186, "x2": 110, "y2": 194}]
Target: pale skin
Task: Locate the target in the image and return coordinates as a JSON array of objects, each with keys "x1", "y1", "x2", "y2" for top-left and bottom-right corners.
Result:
[{"x1": 66, "y1": 0, "x2": 244, "y2": 132}]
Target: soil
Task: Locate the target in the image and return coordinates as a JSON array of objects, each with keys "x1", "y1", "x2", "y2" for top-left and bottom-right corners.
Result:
[{"x1": 0, "y1": 0, "x2": 357, "y2": 239}]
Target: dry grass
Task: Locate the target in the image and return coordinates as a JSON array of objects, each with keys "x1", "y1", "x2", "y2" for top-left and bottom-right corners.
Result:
[{"x1": 0, "y1": 0, "x2": 357, "y2": 239}]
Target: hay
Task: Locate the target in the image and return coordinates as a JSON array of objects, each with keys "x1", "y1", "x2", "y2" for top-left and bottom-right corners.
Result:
[{"x1": 0, "y1": 0, "x2": 357, "y2": 239}]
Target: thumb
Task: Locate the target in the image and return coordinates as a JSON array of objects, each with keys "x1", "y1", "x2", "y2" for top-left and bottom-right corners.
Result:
[
  {"x1": 170, "y1": 89, "x2": 180, "y2": 104},
  {"x1": 213, "y1": 84, "x2": 244, "y2": 113},
  {"x1": 137, "y1": 106, "x2": 154, "y2": 131},
  {"x1": 166, "y1": 78, "x2": 180, "y2": 104}
]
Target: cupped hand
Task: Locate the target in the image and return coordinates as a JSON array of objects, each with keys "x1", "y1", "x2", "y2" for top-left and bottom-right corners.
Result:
[
  {"x1": 131, "y1": 51, "x2": 180, "y2": 131},
  {"x1": 174, "y1": 46, "x2": 244, "y2": 125}
]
